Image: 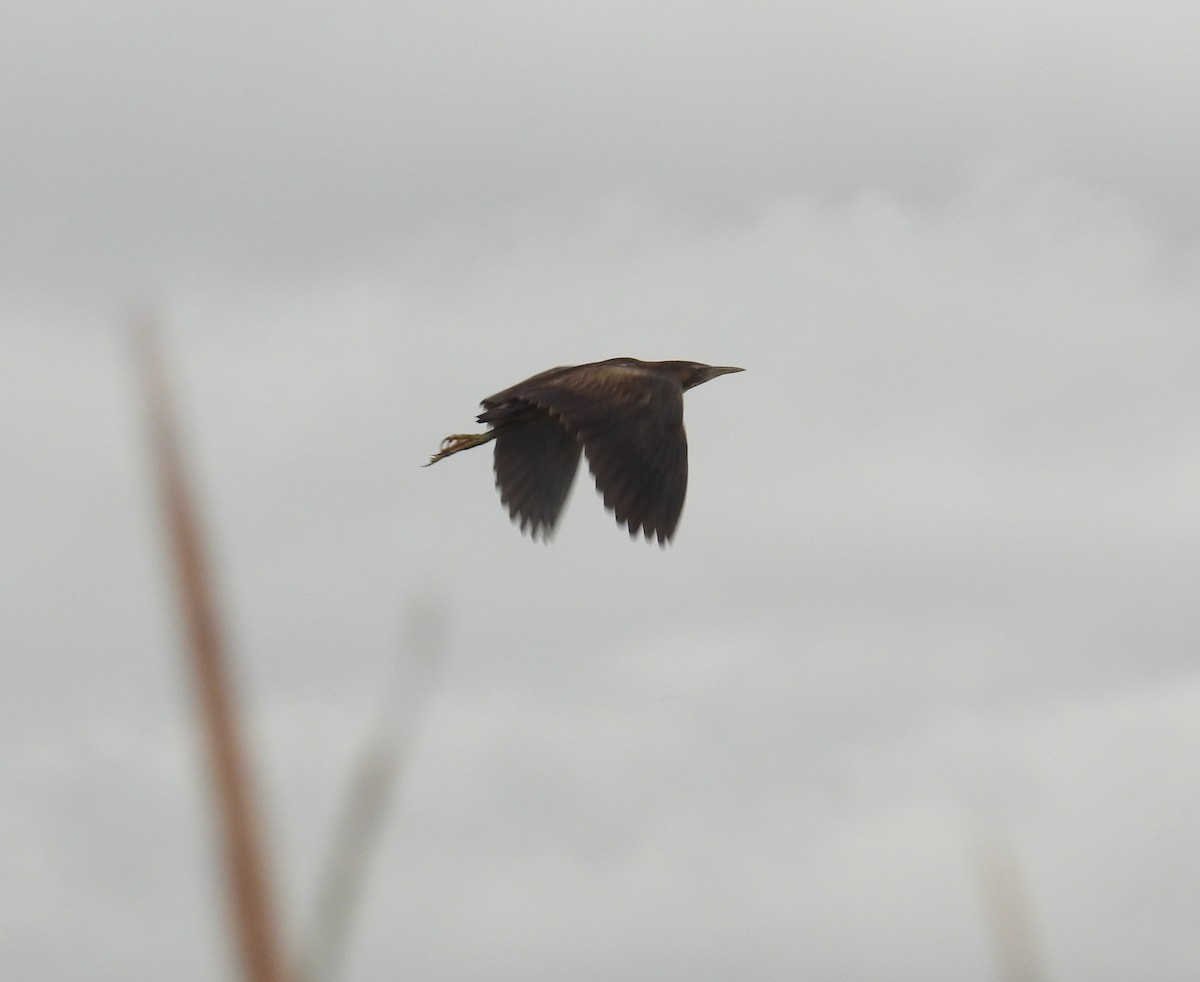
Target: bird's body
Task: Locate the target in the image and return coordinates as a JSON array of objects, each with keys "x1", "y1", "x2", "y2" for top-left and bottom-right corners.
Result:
[{"x1": 426, "y1": 357, "x2": 743, "y2": 543}]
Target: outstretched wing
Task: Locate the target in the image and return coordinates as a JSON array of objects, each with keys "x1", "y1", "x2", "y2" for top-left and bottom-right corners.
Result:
[
  {"x1": 490, "y1": 411, "x2": 582, "y2": 539},
  {"x1": 487, "y1": 363, "x2": 689, "y2": 543}
]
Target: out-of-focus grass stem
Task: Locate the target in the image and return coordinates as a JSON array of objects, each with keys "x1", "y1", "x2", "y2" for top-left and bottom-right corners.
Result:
[{"x1": 134, "y1": 317, "x2": 288, "y2": 982}]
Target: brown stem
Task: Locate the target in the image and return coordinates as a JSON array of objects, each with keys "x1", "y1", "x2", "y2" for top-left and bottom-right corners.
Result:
[{"x1": 134, "y1": 318, "x2": 287, "y2": 982}]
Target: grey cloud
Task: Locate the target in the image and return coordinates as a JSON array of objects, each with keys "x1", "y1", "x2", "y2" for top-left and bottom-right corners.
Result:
[
  {"x1": 4, "y1": 2, "x2": 1198, "y2": 298},
  {"x1": 4, "y1": 5, "x2": 1200, "y2": 979}
]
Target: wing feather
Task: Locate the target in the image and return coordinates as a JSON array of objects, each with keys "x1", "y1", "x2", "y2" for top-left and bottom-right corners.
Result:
[
  {"x1": 490, "y1": 412, "x2": 582, "y2": 539},
  {"x1": 487, "y1": 363, "x2": 689, "y2": 543}
]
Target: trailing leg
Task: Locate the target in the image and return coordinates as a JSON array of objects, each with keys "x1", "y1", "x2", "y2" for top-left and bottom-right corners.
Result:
[{"x1": 424, "y1": 430, "x2": 496, "y2": 466}]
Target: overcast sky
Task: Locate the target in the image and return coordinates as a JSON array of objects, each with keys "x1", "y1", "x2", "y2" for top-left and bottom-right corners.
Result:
[{"x1": 4, "y1": 2, "x2": 1200, "y2": 980}]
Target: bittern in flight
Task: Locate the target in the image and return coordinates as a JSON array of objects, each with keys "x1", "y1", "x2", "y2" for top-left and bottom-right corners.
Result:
[{"x1": 426, "y1": 358, "x2": 743, "y2": 543}]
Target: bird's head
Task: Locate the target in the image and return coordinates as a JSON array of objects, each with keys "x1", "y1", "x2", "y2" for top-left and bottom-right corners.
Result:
[{"x1": 665, "y1": 361, "x2": 745, "y2": 391}]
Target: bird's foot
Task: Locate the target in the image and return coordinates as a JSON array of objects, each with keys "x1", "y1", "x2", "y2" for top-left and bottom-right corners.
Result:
[{"x1": 424, "y1": 432, "x2": 491, "y2": 466}]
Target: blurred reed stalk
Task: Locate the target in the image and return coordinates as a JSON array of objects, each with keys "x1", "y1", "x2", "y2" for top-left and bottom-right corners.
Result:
[
  {"x1": 135, "y1": 319, "x2": 288, "y2": 982},
  {"x1": 296, "y1": 599, "x2": 445, "y2": 982},
  {"x1": 975, "y1": 827, "x2": 1048, "y2": 982}
]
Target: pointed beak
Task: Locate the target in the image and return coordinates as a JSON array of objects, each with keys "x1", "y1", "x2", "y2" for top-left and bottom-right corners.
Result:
[{"x1": 702, "y1": 365, "x2": 745, "y2": 382}]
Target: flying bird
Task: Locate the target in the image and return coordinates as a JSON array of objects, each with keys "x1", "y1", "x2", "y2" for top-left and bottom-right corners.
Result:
[{"x1": 426, "y1": 358, "x2": 743, "y2": 543}]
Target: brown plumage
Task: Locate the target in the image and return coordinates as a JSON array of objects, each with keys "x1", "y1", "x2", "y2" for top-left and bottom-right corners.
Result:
[{"x1": 426, "y1": 358, "x2": 743, "y2": 543}]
